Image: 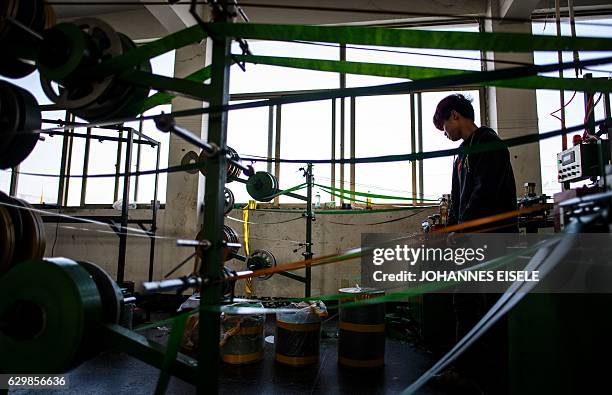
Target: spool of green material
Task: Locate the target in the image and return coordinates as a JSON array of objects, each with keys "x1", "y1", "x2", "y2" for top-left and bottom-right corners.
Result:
[
  {"x1": 0, "y1": 258, "x2": 103, "y2": 373},
  {"x1": 246, "y1": 171, "x2": 279, "y2": 202}
]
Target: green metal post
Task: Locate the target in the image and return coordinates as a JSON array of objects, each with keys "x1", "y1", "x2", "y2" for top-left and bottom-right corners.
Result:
[{"x1": 198, "y1": 3, "x2": 232, "y2": 394}]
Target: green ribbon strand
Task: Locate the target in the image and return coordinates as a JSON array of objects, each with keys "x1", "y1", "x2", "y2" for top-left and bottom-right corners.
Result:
[
  {"x1": 140, "y1": 66, "x2": 212, "y2": 112},
  {"x1": 235, "y1": 54, "x2": 612, "y2": 93},
  {"x1": 207, "y1": 22, "x2": 612, "y2": 52},
  {"x1": 317, "y1": 184, "x2": 439, "y2": 202}
]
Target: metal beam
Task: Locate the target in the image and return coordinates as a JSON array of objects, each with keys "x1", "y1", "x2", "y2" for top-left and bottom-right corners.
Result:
[{"x1": 499, "y1": 0, "x2": 540, "y2": 21}]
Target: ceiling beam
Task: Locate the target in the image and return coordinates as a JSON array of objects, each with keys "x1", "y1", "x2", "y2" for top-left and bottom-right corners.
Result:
[{"x1": 499, "y1": 0, "x2": 540, "y2": 21}]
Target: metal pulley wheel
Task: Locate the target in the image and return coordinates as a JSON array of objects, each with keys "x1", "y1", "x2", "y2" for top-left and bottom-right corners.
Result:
[
  {"x1": 246, "y1": 171, "x2": 279, "y2": 202},
  {"x1": 38, "y1": 18, "x2": 150, "y2": 121},
  {"x1": 198, "y1": 146, "x2": 242, "y2": 182},
  {"x1": 245, "y1": 249, "x2": 277, "y2": 280},
  {"x1": 181, "y1": 150, "x2": 200, "y2": 174},
  {"x1": 77, "y1": 261, "x2": 123, "y2": 324},
  {"x1": 224, "y1": 188, "x2": 235, "y2": 216},
  {"x1": 0, "y1": 80, "x2": 41, "y2": 169},
  {"x1": 0, "y1": 0, "x2": 54, "y2": 79},
  {"x1": 194, "y1": 224, "x2": 240, "y2": 262},
  {"x1": 0, "y1": 207, "x2": 15, "y2": 274},
  {"x1": 0, "y1": 258, "x2": 103, "y2": 373},
  {"x1": 8, "y1": 196, "x2": 46, "y2": 267}
]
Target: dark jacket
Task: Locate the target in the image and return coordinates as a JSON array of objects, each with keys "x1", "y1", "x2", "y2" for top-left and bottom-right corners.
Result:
[{"x1": 448, "y1": 127, "x2": 518, "y2": 232}]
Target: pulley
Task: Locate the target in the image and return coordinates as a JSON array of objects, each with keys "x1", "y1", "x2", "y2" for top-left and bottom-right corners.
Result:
[
  {"x1": 38, "y1": 18, "x2": 150, "y2": 122},
  {"x1": 0, "y1": 80, "x2": 42, "y2": 169},
  {"x1": 0, "y1": 193, "x2": 46, "y2": 274},
  {"x1": 181, "y1": 150, "x2": 200, "y2": 174},
  {"x1": 0, "y1": 258, "x2": 103, "y2": 373},
  {"x1": 0, "y1": 0, "x2": 56, "y2": 79},
  {"x1": 246, "y1": 171, "x2": 279, "y2": 202},
  {"x1": 77, "y1": 260, "x2": 123, "y2": 325},
  {"x1": 194, "y1": 224, "x2": 240, "y2": 262},
  {"x1": 224, "y1": 187, "x2": 235, "y2": 216},
  {"x1": 198, "y1": 146, "x2": 242, "y2": 182},
  {"x1": 245, "y1": 249, "x2": 277, "y2": 280}
]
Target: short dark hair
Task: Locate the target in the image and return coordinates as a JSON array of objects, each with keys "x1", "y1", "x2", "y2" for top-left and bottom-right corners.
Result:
[{"x1": 433, "y1": 94, "x2": 475, "y2": 131}]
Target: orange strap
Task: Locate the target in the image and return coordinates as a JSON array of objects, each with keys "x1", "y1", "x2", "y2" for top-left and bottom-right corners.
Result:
[
  {"x1": 275, "y1": 354, "x2": 318, "y2": 366},
  {"x1": 339, "y1": 321, "x2": 385, "y2": 333},
  {"x1": 276, "y1": 320, "x2": 321, "y2": 332},
  {"x1": 221, "y1": 350, "x2": 264, "y2": 364}
]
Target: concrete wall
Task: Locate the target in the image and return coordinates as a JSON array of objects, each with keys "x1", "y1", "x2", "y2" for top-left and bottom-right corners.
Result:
[{"x1": 44, "y1": 206, "x2": 437, "y2": 297}]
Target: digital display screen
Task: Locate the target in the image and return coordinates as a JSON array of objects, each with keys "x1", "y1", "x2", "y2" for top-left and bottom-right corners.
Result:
[{"x1": 562, "y1": 151, "x2": 575, "y2": 165}]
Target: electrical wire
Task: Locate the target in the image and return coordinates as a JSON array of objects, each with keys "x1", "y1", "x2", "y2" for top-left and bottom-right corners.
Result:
[{"x1": 550, "y1": 90, "x2": 578, "y2": 122}]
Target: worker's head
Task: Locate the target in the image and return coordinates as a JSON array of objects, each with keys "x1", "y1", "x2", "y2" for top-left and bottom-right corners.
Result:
[{"x1": 433, "y1": 94, "x2": 476, "y2": 141}]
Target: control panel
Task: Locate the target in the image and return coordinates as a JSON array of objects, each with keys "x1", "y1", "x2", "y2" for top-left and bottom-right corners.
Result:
[{"x1": 557, "y1": 140, "x2": 610, "y2": 183}]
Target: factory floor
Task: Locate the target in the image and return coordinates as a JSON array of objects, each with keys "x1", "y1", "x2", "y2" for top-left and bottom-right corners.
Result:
[{"x1": 10, "y1": 315, "x2": 446, "y2": 395}]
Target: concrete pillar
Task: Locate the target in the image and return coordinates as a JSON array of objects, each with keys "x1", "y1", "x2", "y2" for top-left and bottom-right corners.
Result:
[
  {"x1": 485, "y1": 8, "x2": 543, "y2": 194},
  {"x1": 162, "y1": 43, "x2": 207, "y2": 237}
]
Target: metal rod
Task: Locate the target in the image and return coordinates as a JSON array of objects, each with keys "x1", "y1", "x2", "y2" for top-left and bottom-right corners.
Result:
[
  {"x1": 7, "y1": 17, "x2": 43, "y2": 41},
  {"x1": 63, "y1": 127, "x2": 75, "y2": 205},
  {"x1": 9, "y1": 165, "x2": 18, "y2": 196},
  {"x1": 41, "y1": 119, "x2": 159, "y2": 145},
  {"x1": 331, "y1": 99, "x2": 336, "y2": 203},
  {"x1": 57, "y1": 113, "x2": 73, "y2": 206},
  {"x1": 304, "y1": 163, "x2": 314, "y2": 297},
  {"x1": 43, "y1": 130, "x2": 153, "y2": 145},
  {"x1": 555, "y1": 0, "x2": 568, "y2": 150},
  {"x1": 410, "y1": 94, "x2": 417, "y2": 205},
  {"x1": 568, "y1": 0, "x2": 580, "y2": 76},
  {"x1": 274, "y1": 104, "x2": 282, "y2": 207},
  {"x1": 339, "y1": 44, "x2": 346, "y2": 206},
  {"x1": 267, "y1": 105, "x2": 274, "y2": 174},
  {"x1": 80, "y1": 128, "x2": 92, "y2": 206},
  {"x1": 350, "y1": 97, "x2": 356, "y2": 201},
  {"x1": 149, "y1": 142, "x2": 161, "y2": 284},
  {"x1": 114, "y1": 129, "x2": 123, "y2": 203},
  {"x1": 417, "y1": 92, "x2": 424, "y2": 203},
  {"x1": 117, "y1": 129, "x2": 133, "y2": 285},
  {"x1": 198, "y1": 3, "x2": 233, "y2": 392},
  {"x1": 278, "y1": 271, "x2": 307, "y2": 283},
  {"x1": 134, "y1": 118, "x2": 144, "y2": 202}
]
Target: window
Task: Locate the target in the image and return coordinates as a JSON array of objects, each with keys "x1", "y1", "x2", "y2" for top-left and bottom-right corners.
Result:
[
  {"x1": 533, "y1": 17, "x2": 612, "y2": 197},
  {"x1": 1, "y1": 50, "x2": 175, "y2": 206}
]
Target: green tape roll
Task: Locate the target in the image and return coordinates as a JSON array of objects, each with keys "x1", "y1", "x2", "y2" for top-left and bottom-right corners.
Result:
[
  {"x1": 207, "y1": 22, "x2": 612, "y2": 52},
  {"x1": 0, "y1": 258, "x2": 103, "y2": 373}
]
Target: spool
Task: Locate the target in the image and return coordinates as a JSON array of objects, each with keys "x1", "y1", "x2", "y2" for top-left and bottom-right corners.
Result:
[
  {"x1": 246, "y1": 171, "x2": 279, "y2": 202},
  {"x1": 0, "y1": 258, "x2": 103, "y2": 373},
  {"x1": 10, "y1": 197, "x2": 46, "y2": 266},
  {"x1": 275, "y1": 304, "x2": 323, "y2": 366},
  {"x1": 0, "y1": 207, "x2": 15, "y2": 273},
  {"x1": 220, "y1": 304, "x2": 264, "y2": 365},
  {"x1": 338, "y1": 287, "x2": 386, "y2": 368},
  {"x1": 194, "y1": 225, "x2": 240, "y2": 262},
  {"x1": 198, "y1": 146, "x2": 242, "y2": 182}
]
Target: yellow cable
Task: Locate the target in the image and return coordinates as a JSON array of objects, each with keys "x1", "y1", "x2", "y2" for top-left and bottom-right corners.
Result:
[{"x1": 243, "y1": 200, "x2": 257, "y2": 297}]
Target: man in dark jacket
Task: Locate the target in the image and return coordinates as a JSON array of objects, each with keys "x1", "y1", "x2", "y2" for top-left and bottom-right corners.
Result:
[
  {"x1": 433, "y1": 94, "x2": 517, "y2": 231},
  {"x1": 432, "y1": 94, "x2": 517, "y2": 393}
]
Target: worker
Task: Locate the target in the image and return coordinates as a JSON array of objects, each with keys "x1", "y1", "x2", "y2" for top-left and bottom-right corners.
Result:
[
  {"x1": 431, "y1": 93, "x2": 517, "y2": 394},
  {"x1": 434, "y1": 93, "x2": 518, "y2": 232}
]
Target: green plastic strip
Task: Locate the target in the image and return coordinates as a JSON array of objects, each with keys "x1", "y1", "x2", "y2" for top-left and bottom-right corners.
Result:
[
  {"x1": 235, "y1": 55, "x2": 612, "y2": 93},
  {"x1": 140, "y1": 66, "x2": 212, "y2": 112},
  {"x1": 120, "y1": 71, "x2": 212, "y2": 102},
  {"x1": 154, "y1": 314, "x2": 187, "y2": 395},
  {"x1": 207, "y1": 22, "x2": 612, "y2": 52},
  {"x1": 323, "y1": 188, "x2": 370, "y2": 204},
  {"x1": 91, "y1": 25, "x2": 207, "y2": 78},
  {"x1": 317, "y1": 183, "x2": 439, "y2": 202},
  {"x1": 270, "y1": 182, "x2": 307, "y2": 198}
]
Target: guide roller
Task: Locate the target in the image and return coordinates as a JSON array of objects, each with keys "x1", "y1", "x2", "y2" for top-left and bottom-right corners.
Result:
[
  {"x1": 245, "y1": 249, "x2": 277, "y2": 280},
  {"x1": 0, "y1": 258, "x2": 103, "y2": 373},
  {"x1": 0, "y1": 80, "x2": 42, "y2": 169},
  {"x1": 38, "y1": 18, "x2": 151, "y2": 121},
  {"x1": 246, "y1": 171, "x2": 279, "y2": 202},
  {"x1": 198, "y1": 146, "x2": 242, "y2": 182},
  {"x1": 0, "y1": 0, "x2": 56, "y2": 79},
  {"x1": 224, "y1": 187, "x2": 235, "y2": 215}
]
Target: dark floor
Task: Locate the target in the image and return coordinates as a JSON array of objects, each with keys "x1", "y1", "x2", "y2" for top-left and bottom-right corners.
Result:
[{"x1": 10, "y1": 316, "x2": 445, "y2": 395}]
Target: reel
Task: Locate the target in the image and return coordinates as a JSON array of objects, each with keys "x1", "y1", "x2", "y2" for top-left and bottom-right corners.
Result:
[
  {"x1": 38, "y1": 18, "x2": 151, "y2": 122},
  {"x1": 0, "y1": 258, "x2": 104, "y2": 373},
  {"x1": 0, "y1": 0, "x2": 56, "y2": 79},
  {"x1": 0, "y1": 80, "x2": 42, "y2": 169},
  {"x1": 224, "y1": 187, "x2": 235, "y2": 216},
  {"x1": 181, "y1": 150, "x2": 200, "y2": 174},
  {"x1": 245, "y1": 249, "x2": 277, "y2": 280},
  {"x1": 0, "y1": 193, "x2": 46, "y2": 274},
  {"x1": 246, "y1": 171, "x2": 279, "y2": 202},
  {"x1": 198, "y1": 146, "x2": 242, "y2": 182},
  {"x1": 194, "y1": 224, "x2": 240, "y2": 262}
]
